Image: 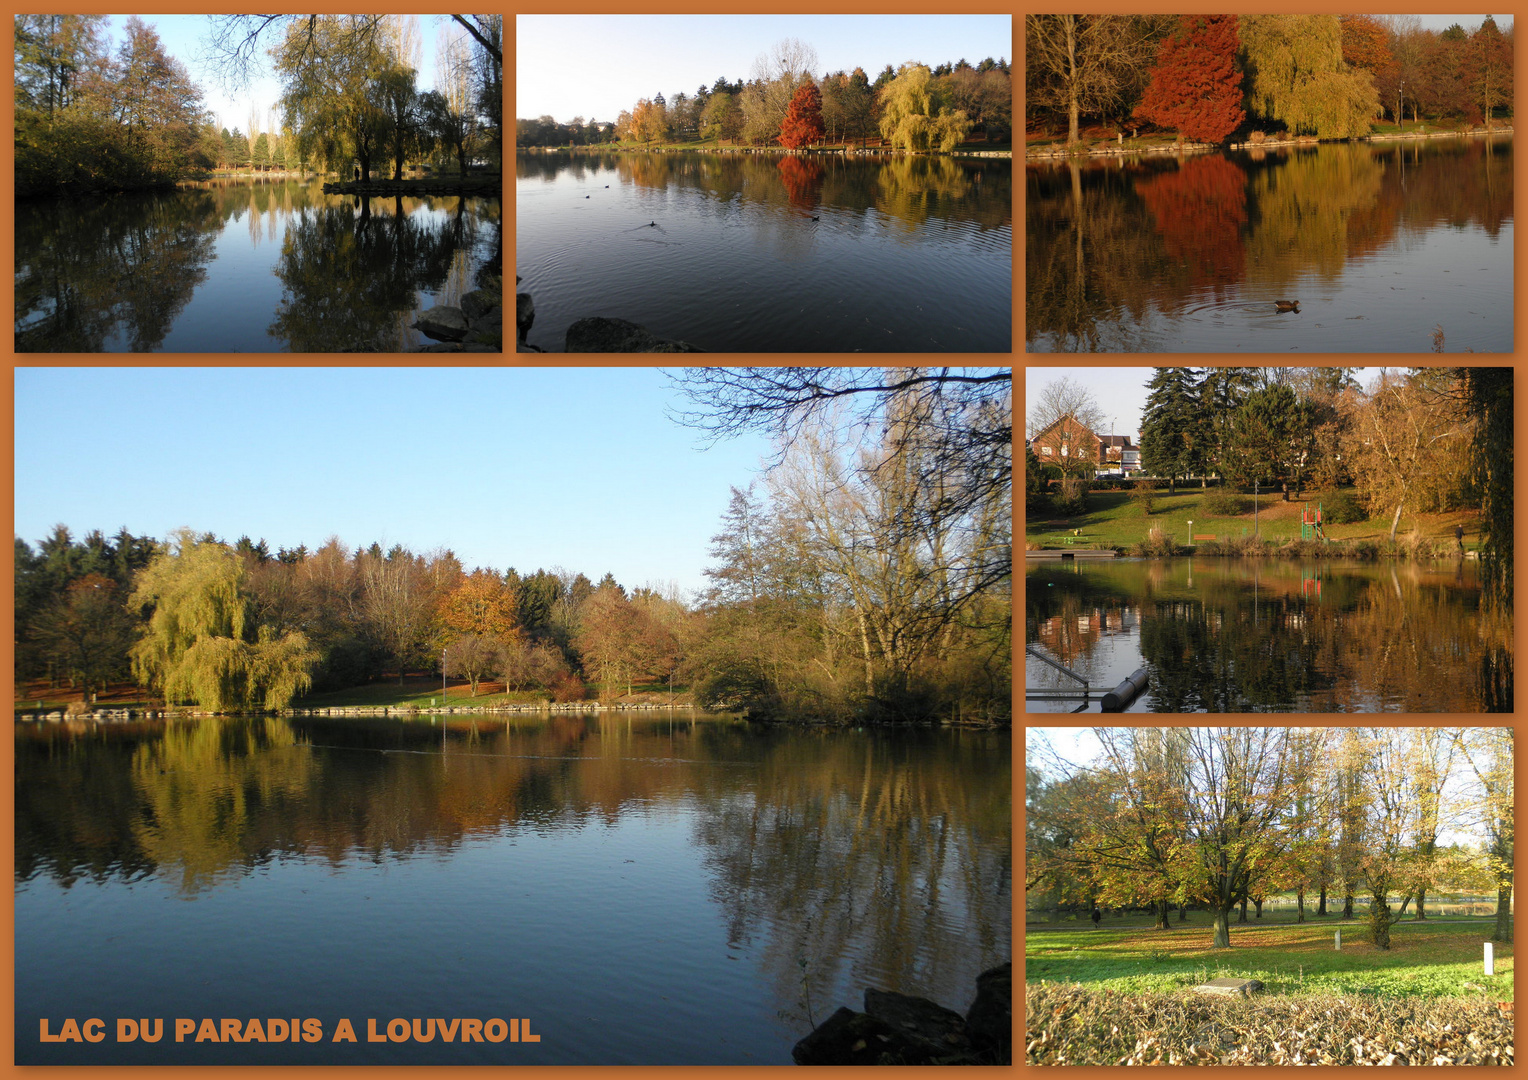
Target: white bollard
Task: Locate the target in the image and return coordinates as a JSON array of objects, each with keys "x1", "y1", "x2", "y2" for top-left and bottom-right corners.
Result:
[
  {"x1": 1484, "y1": 942, "x2": 1495, "y2": 975},
  {"x1": 1335, "y1": 928, "x2": 1341, "y2": 951}
]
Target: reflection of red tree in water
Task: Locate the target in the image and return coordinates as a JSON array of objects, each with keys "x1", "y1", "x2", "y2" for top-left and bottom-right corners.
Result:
[
  {"x1": 777, "y1": 157, "x2": 825, "y2": 210},
  {"x1": 1134, "y1": 156, "x2": 1248, "y2": 293}
]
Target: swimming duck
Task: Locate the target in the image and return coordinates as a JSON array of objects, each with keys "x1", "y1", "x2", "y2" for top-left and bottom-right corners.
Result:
[{"x1": 1275, "y1": 300, "x2": 1300, "y2": 312}]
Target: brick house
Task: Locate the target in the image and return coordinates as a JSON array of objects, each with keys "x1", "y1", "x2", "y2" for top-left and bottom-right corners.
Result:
[{"x1": 1031, "y1": 415, "x2": 1141, "y2": 475}]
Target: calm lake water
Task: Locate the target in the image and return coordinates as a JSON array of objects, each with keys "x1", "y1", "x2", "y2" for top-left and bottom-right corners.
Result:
[
  {"x1": 15, "y1": 179, "x2": 501, "y2": 352},
  {"x1": 1026, "y1": 136, "x2": 1513, "y2": 352},
  {"x1": 515, "y1": 151, "x2": 1012, "y2": 352},
  {"x1": 15, "y1": 712, "x2": 1010, "y2": 1064},
  {"x1": 1026, "y1": 558, "x2": 1512, "y2": 712}
]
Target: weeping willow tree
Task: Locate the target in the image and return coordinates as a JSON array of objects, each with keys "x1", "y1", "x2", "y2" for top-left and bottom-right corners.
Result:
[
  {"x1": 878, "y1": 63, "x2": 971, "y2": 151},
  {"x1": 1240, "y1": 15, "x2": 1381, "y2": 138},
  {"x1": 129, "y1": 530, "x2": 317, "y2": 711}
]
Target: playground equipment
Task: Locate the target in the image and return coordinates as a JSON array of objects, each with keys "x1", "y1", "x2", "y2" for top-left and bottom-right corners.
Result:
[{"x1": 1300, "y1": 502, "x2": 1326, "y2": 541}]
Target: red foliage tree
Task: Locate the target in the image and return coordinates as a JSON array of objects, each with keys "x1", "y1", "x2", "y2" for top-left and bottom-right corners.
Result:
[
  {"x1": 778, "y1": 81, "x2": 825, "y2": 149},
  {"x1": 1133, "y1": 15, "x2": 1245, "y2": 144}
]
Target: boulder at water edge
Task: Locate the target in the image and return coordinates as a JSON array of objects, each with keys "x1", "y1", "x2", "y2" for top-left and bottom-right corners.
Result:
[
  {"x1": 564, "y1": 316, "x2": 702, "y2": 353},
  {"x1": 415, "y1": 305, "x2": 470, "y2": 342}
]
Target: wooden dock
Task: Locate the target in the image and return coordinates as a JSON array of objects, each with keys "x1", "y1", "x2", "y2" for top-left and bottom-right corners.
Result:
[{"x1": 1026, "y1": 549, "x2": 1118, "y2": 560}]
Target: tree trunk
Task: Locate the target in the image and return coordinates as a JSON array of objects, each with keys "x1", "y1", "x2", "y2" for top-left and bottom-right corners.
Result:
[
  {"x1": 1297, "y1": 887, "x2": 1306, "y2": 924},
  {"x1": 1178, "y1": 901, "x2": 1188, "y2": 923},
  {"x1": 1254, "y1": 898, "x2": 1264, "y2": 919},
  {"x1": 1238, "y1": 896, "x2": 1248, "y2": 923},
  {"x1": 1369, "y1": 894, "x2": 1392, "y2": 949},
  {"x1": 1317, "y1": 885, "x2": 1327, "y2": 916},
  {"x1": 1154, "y1": 899, "x2": 1171, "y2": 930},
  {"x1": 1416, "y1": 886, "x2": 1427, "y2": 920},
  {"x1": 1342, "y1": 891, "x2": 1354, "y2": 919},
  {"x1": 1494, "y1": 883, "x2": 1513, "y2": 942},
  {"x1": 1212, "y1": 905, "x2": 1232, "y2": 948},
  {"x1": 1066, "y1": 20, "x2": 1081, "y2": 145}
]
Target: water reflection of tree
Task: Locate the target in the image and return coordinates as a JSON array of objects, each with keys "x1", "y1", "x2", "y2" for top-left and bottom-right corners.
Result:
[
  {"x1": 270, "y1": 196, "x2": 462, "y2": 351},
  {"x1": 1026, "y1": 160, "x2": 1171, "y2": 350},
  {"x1": 1028, "y1": 140, "x2": 1509, "y2": 347},
  {"x1": 1241, "y1": 148, "x2": 1384, "y2": 289},
  {"x1": 1133, "y1": 156, "x2": 1247, "y2": 300},
  {"x1": 777, "y1": 157, "x2": 825, "y2": 210},
  {"x1": 688, "y1": 726, "x2": 1010, "y2": 1021},
  {"x1": 15, "y1": 191, "x2": 220, "y2": 351},
  {"x1": 15, "y1": 715, "x2": 1010, "y2": 1012}
]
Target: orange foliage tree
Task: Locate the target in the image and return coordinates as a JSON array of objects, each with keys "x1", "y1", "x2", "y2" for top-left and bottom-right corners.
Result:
[
  {"x1": 1133, "y1": 14, "x2": 1245, "y2": 143},
  {"x1": 778, "y1": 80, "x2": 824, "y2": 149},
  {"x1": 439, "y1": 570, "x2": 519, "y2": 695}
]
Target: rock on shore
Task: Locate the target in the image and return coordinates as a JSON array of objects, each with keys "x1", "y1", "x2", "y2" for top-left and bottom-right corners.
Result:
[
  {"x1": 791, "y1": 962, "x2": 1011, "y2": 1065},
  {"x1": 414, "y1": 280, "x2": 503, "y2": 351},
  {"x1": 564, "y1": 316, "x2": 703, "y2": 352}
]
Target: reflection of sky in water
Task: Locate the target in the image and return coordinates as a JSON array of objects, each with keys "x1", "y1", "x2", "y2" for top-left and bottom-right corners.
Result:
[{"x1": 16, "y1": 715, "x2": 1007, "y2": 1065}]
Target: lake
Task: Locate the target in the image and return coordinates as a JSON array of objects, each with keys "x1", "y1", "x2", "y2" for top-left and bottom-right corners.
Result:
[
  {"x1": 1026, "y1": 135, "x2": 1513, "y2": 352},
  {"x1": 14, "y1": 711, "x2": 1011, "y2": 1064},
  {"x1": 1025, "y1": 558, "x2": 1512, "y2": 712},
  {"x1": 515, "y1": 150, "x2": 1012, "y2": 352},
  {"x1": 14, "y1": 179, "x2": 501, "y2": 352}
]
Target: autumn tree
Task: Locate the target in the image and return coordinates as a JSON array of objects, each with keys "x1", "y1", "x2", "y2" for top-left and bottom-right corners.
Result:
[
  {"x1": 1134, "y1": 15, "x2": 1245, "y2": 143},
  {"x1": 1339, "y1": 15, "x2": 1394, "y2": 123},
  {"x1": 439, "y1": 570, "x2": 519, "y2": 696},
  {"x1": 274, "y1": 14, "x2": 389, "y2": 180},
  {"x1": 573, "y1": 578, "x2": 648, "y2": 700},
  {"x1": 30, "y1": 573, "x2": 137, "y2": 704},
  {"x1": 631, "y1": 97, "x2": 667, "y2": 146},
  {"x1": 877, "y1": 63, "x2": 970, "y2": 152},
  {"x1": 357, "y1": 544, "x2": 439, "y2": 683},
  {"x1": 739, "y1": 38, "x2": 819, "y2": 145},
  {"x1": 128, "y1": 530, "x2": 318, "y2": 711},
  {"x1": 1457, "y1": 728, "x2": 1514, "y2": 943},
  {"x1": 1240, "y1": 15, "x2": 1381, "y2": 138},
  {"x1": 1025, "y1": 15, "x2": 1175, "y2": 144},
  {"x1": 778, "y1": 80, "x2": 824, "y2": 149},
  {"x1": 1342, "y1": 370, "x2": 1470, "y2": 538},
  {"x1": 1467, "y1": 16, "x2": 1513, "y2": 128}
]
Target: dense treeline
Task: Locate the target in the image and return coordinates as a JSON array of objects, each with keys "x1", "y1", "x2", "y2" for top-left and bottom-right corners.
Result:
[
  {"x1": 15, "y1": 16, "x2": 216, "y2": 196},
  {"x1": 18, "y1": 372, "x2": 1011, "y2": 724},
  {"x1": 1027, "y1": 728, "x2": 1514, "y2": 947},
  {"x1": 1026, "y1": 14, "x2": 1513, "y2": 144},
  {"x1": 517, "y1": 40, "x2": 1011, "y2": 151},
  {"x1": 14, "y1": 14, "x2": 503, "y2": 197}
]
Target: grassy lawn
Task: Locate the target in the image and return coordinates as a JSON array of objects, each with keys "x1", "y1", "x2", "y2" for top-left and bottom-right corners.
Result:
[
  {"x1": 1026, "y1": 486, "x2": 1481, "y2": 552},
  {"x1": 1025, "y1": 917, "x2": 1513, "y2": 1000}
]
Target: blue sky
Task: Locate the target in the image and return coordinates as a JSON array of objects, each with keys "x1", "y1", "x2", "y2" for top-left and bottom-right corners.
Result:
[
  {"x1": 13, "y1": 368, "x2": 775, "y2": 597},
  {"x1": 95, "y1": 15, "x2": 454, "y2": 137},
  {"x1": 516, "y1": 15, "x2": 1013, "y2": 125}
]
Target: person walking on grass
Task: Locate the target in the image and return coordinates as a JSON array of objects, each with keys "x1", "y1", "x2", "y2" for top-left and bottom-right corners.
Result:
[{"x1": 1091, "y1": 906, "x2": 1102, "y2": 930}]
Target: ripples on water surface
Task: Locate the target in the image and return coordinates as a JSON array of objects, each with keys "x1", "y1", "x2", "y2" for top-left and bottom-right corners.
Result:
[
  {"x1": 1026, "y1": 136, "x2": 1513, "y2": 352},
  {"x1": 15, "y1": 712, "x2": 1011, "y2": 1064},
  {"x1": 516, "y1": 151, "x2": 1012, "y2": 352}
]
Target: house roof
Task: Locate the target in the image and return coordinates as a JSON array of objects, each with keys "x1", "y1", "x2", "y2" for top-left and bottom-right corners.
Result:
[
  {"x1": 1098, "y1": 434, "x2": 1137, "y2": 449},
  {"x1": 1029, "y1": 413, "x2": 1097, "y2": 444}
]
